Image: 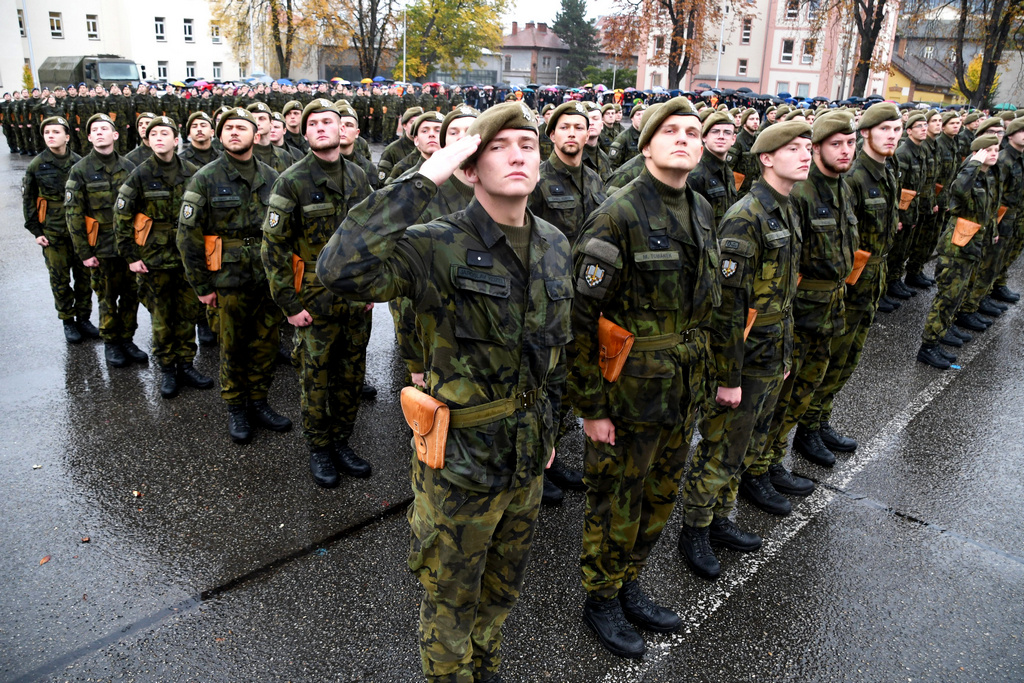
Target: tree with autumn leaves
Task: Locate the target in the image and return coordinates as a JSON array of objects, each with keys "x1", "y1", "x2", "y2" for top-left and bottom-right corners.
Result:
[{"x1": 393, "y1": 0, "x2": 510, "y2": 80}]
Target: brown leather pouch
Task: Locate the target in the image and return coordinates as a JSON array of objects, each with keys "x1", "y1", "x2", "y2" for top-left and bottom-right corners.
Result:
[
  {"x1": 733, "y1": 171, "x2": 745, "y2": 192},
  {"x1": 846, "y1": 249, "x2": 871, "y2": 285},
  {"x1": 36, "y1": 197, "x2": 47, "y2": 224},
  {"x1": 997, "y1": 206, "x2": 1008, "y2": 224},
  {"x1": 934, "y1": 182, "x2": 943, "y2": 196},
  {"x1": 743, "y1": 308, "x2": 757, "y2": 341},
  {"x1": 133, "y1": 213, "x2": 153, "y2": 246},
  {"x1": 899, "y1": 189, "x2": 917, "y2": 211},
  {"x1": 291, "y1": 254, "x2": 304, "y2": 293},
  {"x1": 951, "y1": 217, "x2": 981, "y2": 247},
  {"x1": 204, "y1": 235, "x2": 223, "y2": 271},
  {"x1": 400, "y1": 387, "x2": 449, "y2": 469},
  {"x1": 85, "y1": 216, "x2": 99, "y2": 247},
  {"x1": 597, "y1": 316, "x2": 634, "y2": 383}
]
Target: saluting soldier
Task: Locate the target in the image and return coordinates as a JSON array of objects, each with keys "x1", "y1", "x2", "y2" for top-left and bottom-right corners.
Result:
[
  {"x1": 989, "y1": 118, "x2": 1024, "y2": 304},
  {"x1": 386, "y1": 111, "x2": 444, "y2": 183}
]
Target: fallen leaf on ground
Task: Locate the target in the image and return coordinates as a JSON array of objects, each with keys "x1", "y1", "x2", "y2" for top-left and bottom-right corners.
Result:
[{"x1": 39, "y1": 556, "x2": 50, "y2": 565}]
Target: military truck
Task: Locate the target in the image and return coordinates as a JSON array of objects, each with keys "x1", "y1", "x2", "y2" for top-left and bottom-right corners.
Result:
[{"x1": 38, "y1": 55, "x2": 141, "y2": 90}]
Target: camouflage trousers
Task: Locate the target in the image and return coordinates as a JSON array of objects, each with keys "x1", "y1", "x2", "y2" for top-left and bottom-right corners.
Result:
[
  {"x1": 906, "y1": 208, "x2": 944, "y2": 277},
  {"x1": 213, "y1": 286, "x2": 279, "y2": 405},
  {"x1": 886, "y1": 221, "x2": 917, "y2": 285},
  {"x1": 994, "y1": 222, "x2": 1024, "y2": 288},
  {"x1": 959, "y1": 235, "x2": 1008, "y2": 315},
  {"x1": 408, "y1": 458, "x2": 542, "y2": 683},
  {"x1": 748, "y1": 331, "x2": 833, "y2": 476},
  {"x1": 39, "y1": 231, "x2": 93, "y2": 321},
  {"x1": 2, "y1": 124, "x2": 14, "y2": 151},
  {"x1": 681, "y1": 362, "x2": 784, "y2": 528},
  {"x1": 921, "y1": 254, "x2": 977, "y2": 345},
  {"x1": 137, "y1": 268, "x2": 199, "y2": 368},
  {"x1": 90, "y1": 257, "x2": 139, "y2": 343},
  {"x1": 383, "y1": 115, "x2": 398, "y2": 143},
  {"x1": 295, "y1": 304, "x2": 371, "y2": 448}
]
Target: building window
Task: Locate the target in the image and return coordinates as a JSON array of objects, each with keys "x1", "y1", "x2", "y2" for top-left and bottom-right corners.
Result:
[
  {"x1": 17, "y1": 9, "x2": 25, "y2": 36},
  {"x1": 655, "y1": 36, "x2": 665, "y2": 50},
  {"x1": 211, "y1": 22, "x2": 221, "y2": 44},
  {"x1": 542, "y1": 56, "x2": 551, "y2": 67},
  {"x1": 186, "y1": 61, "x2": 196, "y2": 78},
  {"x1": 184, "y1": 19, "x2": 194, "y2": 42},
  {"x1": 802, "y1": 40, "x2": 815, "y2": 64},
  {"x1": 738, "y1": 59, "x2": 748, "y2": 76},
  {"x1": 781, "y1": 39, "x2": 794, "y2": 63},
  {"x1": 741, "y1": 18, "x2": 752, "y2": 44},
  {"x1": 49, "y1": 12, "x2": 64, "y2": 38},
  {"x1": 140, "y1": 64, "x2": 147, "y2": 78},
  {"x1": 504, "y1": 55, "x2": 511, "y2": 71},
  {"x1": 239, "y1": 63, "x2": 247, "y2": 78},
  {"x1": 777, "y1": 81, "x2": 790, "y2": 94},
  {"x1": 923, "y1": 45, "x2": 934, "y2": 59},
  {"x1": 807, "y1": 0, "x2": 820, "y2": 22},
  {"x1": 213, "y1": 62, "x2": 222, "y2": 79},
  {"x1": 797, "y1": 83, "x2": 810, "y2": 97},
  {"x1": 786, "y1": 0, "x2": 799, "y2": 20},
  {"x1": 86, "y1": 14, "x2": 99, "y2": 40},
  {"x1": 155, "y1": 17, "x2": 166, "y2": 41},
  {"x1": 652, "y1": 73, "x2": 662, "y2": 88},
  {"x1": 157, "y1": 61, "x2": 168, "y2": 79}
]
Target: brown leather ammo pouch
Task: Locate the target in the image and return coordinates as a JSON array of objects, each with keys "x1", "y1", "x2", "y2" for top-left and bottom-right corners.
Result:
[
  {"x1": 846, "y1": 249, "x2": 872, "y2": 285},
  {"x1": 84, "y1": 216, "x2": 100, "y2": 247},
  {"x1": 133, "y1": 213, "x2": 153, "y2": 246},
  {"x1": 400, "y1": 387, "x2": 450, "y2": 469},
  {"x1": 951, "y1": 218, "x2": 981, "y2": 247},
  {"x1": 36, "y1": 197, "x2": 48, "y2": 224},
  {"x1": 291, "y1": 254, "x2": 304, "y2": 293},
  {"x1": 733, "y1": 171, "x2": 745, "y2": 192},
  {"x1": 598, "y1": 316, "x2": 634, "y2": 383},
  {"x1": 898, "y1": 189, "x2": 917, "y2": 211},
  {"x1": 203, "y1": 235, "x2": 222, "y2": 271}
]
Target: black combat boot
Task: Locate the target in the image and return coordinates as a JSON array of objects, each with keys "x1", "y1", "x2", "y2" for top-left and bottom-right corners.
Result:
[
  {"x1": 768, "y1": 464, "x2": 815, "y2": 496},
  {"x1": 76, "y1": 317, "x2": 100, "y2": 339},
  {"x1": 159, "y1": 366, "x2": 179, "y2": 399},
  {"x1": 876, "y1": 296, "x2": 897, "y2": 314},
  {"x1": 678, "y1": 524, "x2": 721, "y2": 579},
  {"x1": 978, "y1": 297, "x2": 1006, "y2": 316},
  {"x1": 991, "y1": 284, "x2": 1020, "y2": 303},
  {"x1": 310, "y1": 447, "x2": 340, "y2": 488},
  {"x1": 820, "y1": 422, "x2": 857, "y2": 452},
  {"x1": 708, "y1": 516, "x2": 762, "y2": 552},
  {"x1": 196, "y1": 322, "x2": 217, "y2": 346},
  {"x1": 360, "y1": 384, "x2": 378, "y2": 400},
  {"x1": 940, "y1": 330, "x2": 964, "y2": 347},
  {"x1": 935, "y1": 346, "x2": 957, "y2": 362},
  {"x1": 949, "y1": 326, "x2": 973, "y2": 343},
  {"x1": 121, "y1": 340, "x2": 149, "y2": 363},
  {"x1": 916, "y1": 343, "x2": 951, "y2": 370},
  {"x1": 887, "y1": 281, "x2": 912, "y2": 300},
  {"x1": 541, "y1": 476, "x2": 564, "y2": 506},
  {"x1": 104, "y1": 342, "x2": 128, "y2": 368},
  {"x1": 793, "y1": 426, "x2": 836, "y2": 467},
  {"x1": 897, "y1": 280, "x2": 918, "y2": 297},
  {"x1": 739, "y1": 472, "x2": 792, "y2": 515},
  {"x1": 249, "y1": 399, "x2": 292, "y2": 431},
  {"x1": 547, "y1": 456, "x2": 585, "y2": 491},
  {"x1": 619, "y1": 580, "x2": 682, "y2": 632},
  {"x1": 905, "y1": 271, "x2": 932, "y2": 289},
  {"x1": 955, "y1": 312, "x2": 987, "y2": 332},
  {"x1": 63, "y1": 320, "x2": 83, "y2": 344},
  {"x1": 334, "y1": 441, "x2": 372, "y2": 478},
  {"x1": 178, "y1": 362, "x2": 214, "y2": 389},
  {"x1": 227, "y1": 405, "x2": 252, "y2": 444},
  {"x1": 582, "y1": 596, "x2": 646, "y2": 658}
]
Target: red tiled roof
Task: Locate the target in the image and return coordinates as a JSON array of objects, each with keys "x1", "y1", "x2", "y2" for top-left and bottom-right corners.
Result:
[{"x1": 504, "y1": 26, "x2": 569, "y2": 51}]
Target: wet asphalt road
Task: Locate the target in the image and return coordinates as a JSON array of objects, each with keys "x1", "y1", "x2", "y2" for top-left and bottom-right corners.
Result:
[{"x1": 1, "y1": 145, "x2": 1023, "y2": 683}]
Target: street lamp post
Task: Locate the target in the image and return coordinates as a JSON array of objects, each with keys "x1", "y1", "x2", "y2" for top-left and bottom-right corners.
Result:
[
  {"x1": 555, "y1": 66, "x2": 559, "y2": 87},
  {"x1": 402, "y1": 6, "x2": 407, "y2": 83}
]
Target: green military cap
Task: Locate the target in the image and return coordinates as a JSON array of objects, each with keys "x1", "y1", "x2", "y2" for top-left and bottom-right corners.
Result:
[
  {"x1": 750, "y1": 120, "x2": 812, "y2": 154},
  {"x1": 905, "y1": 112, "x2": 927, "y2": 129},
  {"x1": 811, "y1": 111, "x2": 854, "y2": 143},
  {"x1": 40, "y1": 115, "x2": 71, "y2": 135},
  {"x1": 581, "y1": 101, "x2": 601, "y2": 114},
  {"x1": 970, "y1": 134, "x2": 999, "y2": 152},
  {"x1": 717, "y1": 104, "x2": 729, "y2": 112},
  {"x1": 601, "y1": 103, "x2": 616, "y2": 114},
  {"x1": 857, "y1": 102, "x2": 900, "y2": 130},
  {"x1": 1007, "y1": 117, "x2": 1024, "y2": 136},
  {"x1": 282, "y1": 100, "x2": 303, "y2": 115},
  {"x1": 145, "y1": 115, "x2": 178, "y2": 137},
  {"x1": 765, "y1": 105, "x2": 777, "y2": 116},
  {"x1": 729, "y1": 107, "x2": 741, "y2": 117},
  {"x1": 998, "y1": 110, "x2": 1016, "y2": 122},
  {"x1": 540, "y1": 103, "x2": 555, "y2": 116},
  {"x1": 401, "y1": 106, "x2": 424, "y2": 124},
  {"x1": 335, "y1": 103, "x2": 358, "y2": 120},
  {"x1": 217, "y1": 105, "x2": 233, "y2": 116},
  {"x1": 975, "y1": 117, "x2": 1004, "y2": 136},
  {"x1": 815, "y1": 106, "x2": 829, "y2": 117},
  {"x1": 941, "y1": 110, "x2": 961, "y2": 125},
  {"x1": 962, "y1": 112, "x2": 980, "y2": 125},
  {"x1": 462, "y1": 101, "x2": 538, "y2": 168},
  {"x1": 784, "y1": 109, "x2": 807, "y2": 121},
  {"x1": 334, "y1": 98, "x2": 351, "y2": 107},
  {"x1": 270, "y1": 111, "x2": 283, "y2": 123},
  {"x1": 411, "y1": 110, "x2": 445, "y2": 136},
  {"x1": 1015, "y1": 109, "x2": 1024, "y2": 118},
  {"x1": 137, "y1": 111, "x2": 157, "y2": 121},
  {"x1": 701, "y1": 110, "x2": 735, "y2": 137},
  {"x1": 440, "y1": 104, "x2": 478, "y2": 146},
  {"x1": 775, "y1": 104, "x2": 791, "y2": 118},
  {"x1": 187, "y1": 111, "x2": 214, "y2": 130},
  {"x1": 630, "y1": 102, "x2": 649, "y2": 117},
  {"x1": 739, "y1": 108, "x2": 758, "y2": 127},
  {"x1": 86, "y1": 112, "x2": 116, "y2": 133},
  {"x1": 246, "y1": 101, "x2": 272, "y2": 116},
  {"x1": 638, "y1": 96, "x2": 698, "y2": 150},
  {"x1": 638, "y1": 103, "x2": 664, "y2": 132},
  {"x1": 215, "y1": 107, "x2": 258, "y2": 136},
  {"x1": 926, "y1": 108, "x2": 939, "y2": 120},
  {"x1": 300, "y1": 98, "x2": 340, "y2": 133},
  {"x1": 694, "y1": 101, "x2": 707, "y2": 112},
  {"x1": 698, "y1": 107, "x2": 718, "y2": 123},
  {"x1": 614, "y1": 103, "x2": 622, "y2": 112},
  {"x1": 547, "y1": 100, "x2": 590, "y2": 133}
]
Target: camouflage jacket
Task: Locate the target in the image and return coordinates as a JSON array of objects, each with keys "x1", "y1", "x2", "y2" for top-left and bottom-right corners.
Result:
[
  {"x1": 687, "y1": 152, "x2": 737, "y2": 227},
  {"x1": 790, "y1": 163, "x2": 857, "y2": 337},
  {"x1": 605, "y1": 154, "x2": 645, "y2": 193},
  {"x1": 124, "y1": 144, "x2": 154, "y2": 168},
  {"x1": 23, "y1": 148, "x2": 82, "y2": 238},
  {"x1": 582, "y1": 143, "x2": 613, "y2": 183},
  {"x1": 895, "y1": 138, "x2": 929, "y2": 228},
  {"x1": 528, "y1": 152, "x2": 607, "y2": 243},
  {"x1": 343, "y1": 150, "x2": 380, "y2": 190},
  {"x1": 177, "y1": 154, "x2": 279, "y2": 296},
  {"x1": 940, "y1": 160, "x2": 1001, "y2": 261},
  {"x1": 284, "y1": 130, "x2": 310, "y2": 154},
  {"x1": 376, "y1": 135, "x2": 416, "y2": 184},
  {"x1": 996, "y1": 144, "x2": 1024, "y2": 235},
  {"x1": 934, "y1": 133, "x2": 960, "y2": 209},
  {"x1": 714, "y1": 178, "x2": 800, "y2": 386},
  {"x1": 261, "y1": 153, "x2": 373, "y2": 318},
  {"x1": 252, "y1": 142, "x2": 293, "y2": 174},
  {"x1": 65, "y1": 149, "x2": 136, "y2": 260},
  {"x1": 114, "y1": 154, "x2": 198, "y2": 269},
  {"x1": 608, "y1": 125, "x2": 641, "y2": 169},
  {"x1": 316, "y1": 174, "x2": 572, "y2": 493},
  {"x1": 179, "y1": 143, "x2": 220, "y2": 168},
  {"x1": 598, "y1": 127, "x2": 615, "y2": 156},
  {"x1": 387, "y1": 151, "x2": 425, "y2": 184},
  {"x1": 920, "y1": 136, "x2": 938, "y2": 207},
  {"x1": 847, "y1": 152, "x2": 899, "y2": 263},
  {"x1": 569, "y1": 166, "x2": 721, "y2": 423},
  {"x1": 728, "y1": 127, "x2": 760, "y2": 197}
]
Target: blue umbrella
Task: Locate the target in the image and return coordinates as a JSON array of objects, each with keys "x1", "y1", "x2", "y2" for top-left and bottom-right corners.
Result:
[
  {"x1": 777, "y1": 91, "x2": 792, "y2": 98},
  {"x1": 411, "y1": 82, "x2": 423, "y2": 87},
  {"x1": 373, "y1": 76, "x2": 386, "y2": 82},
  {"x1": 298, "y1": 78, "x2": 311, "y2": 84},
  {"x1": 276, "y1": 78, "x2": 293, "y2": 85}
]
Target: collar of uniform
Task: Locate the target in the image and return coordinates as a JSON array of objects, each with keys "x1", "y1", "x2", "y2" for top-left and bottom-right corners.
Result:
[
  {"x1": 222, "y1": 153, "x2": 269, "y2": 191},
  {"x1": 857, "y1": 152, "x2": 888, "y2": 182},
  {"x1": 310, "y1": 153, "x2": 346, "y2": 195},
  {"x1": 807, "y1": 162, "x2": 839, "y2": 207},
  {"x1": 701, "y1": 151, "x2": 728, "y2": 176},
  {"x1": 750, "y1": 177, "x2": 786, "y2": 215},
  {"x1": 546, "y1": 150, "x2": 586, "y2": 191},
  {"x1": 462, "y1": 198, "x2": 553, "y2": 267},
  {"x1": 738, "y1": 127, "x2": 756, "y2": 145}
]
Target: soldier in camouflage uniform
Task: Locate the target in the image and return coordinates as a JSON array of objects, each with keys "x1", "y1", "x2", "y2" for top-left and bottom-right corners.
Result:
[
  {"x1": 678, "y1": 120, "x2": 811, "y2": 581},
  {"x1": 989, "y1": 118, "x2": 1024, "y2": 304},
  {"x1": 376, "y1": 107, "x2": 422, "y2": 184},
  {"x1": 1, "y1": 92, "x2": 15, "y2": 153},
  {"x1": 65, "y1": 114, "x2": 145, "y2": 367},
  {"x1": 598, "y1": 103, "x2": 618, "y2": 155},
  {"x1": 125, "y1": 112, "x2": 157, "y2": 167},
  {"x1": 382, "y1": 86, "x2": 400, "y2": 144},
  {"x1": 571, "y1": 98, "x2": 719, "y2": 657},
  {"x1": 800, "y1": 104, "x2": 903, "y2": 456},
  {"x1": 687, "y1": 111, "x2": 738, "y2": 226},
  {"x1": 917, "y1": 135, "x2": 1002, "y2": 369},
  {"x1": 537, "y1": 103, "x2": 555, "y2": 161},
  {"x1": 368, "y1": 86, "x2": 384, "y2": 142},
  {"x1": 728, "y1": 108, "x2": 761, "y2": 197},
  {"x1": 745, "y1": 112, "x2": 857, "y2": 502},
  {"x1": 317, "y1": 102, "x2": 570, "y2": 683},
  {"x1": 282, "y1": 101, "x2": 310, "y2": 155},
  {"x1": 386, "y1": 111, "x2": 444, "y2": 183},
  {"x1": 180, "y1": 112, "x2": 220, "y2": 168},
  {"x1": 331, "y1": 104, "x2": 378, "y2": 187},
  {"x1": 177, "y1": 108, "x2": 291, "y2": 444},
  {"x1": 23, "y1": 116, "x2": 96, "y2": 343},
  {"x1": 904, "y1": 110, "x2": 945, "y2": 291},
  {"x1": 582, "y1": 104, "x2": 613, "y2": 182},
  {"x1": 888, "y1": 113, "x2": 931, "y2": 303},
  {"x1": 261, "y1": 99, "x2": 374, "y2": 487},
  {"x1": 106, "y1": 85, "x2": 133, "y2": 155},
  {"x1": 114, "y1": 116, "x2": 214, "y2": 397},
  {"x1": 607, "y1": 103, "x2": 646, "y2": 170},
  {"x1": 246, "y1": 102, "x2": 293, "y2": 173},
  {"x1": 74, "y1": 90, "x2": 98, "y2": 156}
]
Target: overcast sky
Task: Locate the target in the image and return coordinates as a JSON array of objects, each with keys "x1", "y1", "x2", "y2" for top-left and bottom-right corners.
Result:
[{"x1": 501, "y1": 0, "x2": 620, "y2": 28}]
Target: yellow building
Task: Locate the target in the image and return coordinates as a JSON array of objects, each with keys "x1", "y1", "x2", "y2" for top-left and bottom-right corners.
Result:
[{"x1": 886, "y1": 54, "x2": 966, "y2": 105}]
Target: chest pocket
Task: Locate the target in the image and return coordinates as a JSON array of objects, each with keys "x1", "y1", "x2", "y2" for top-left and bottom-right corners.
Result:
[
  {"x1": 85, "y1": 178, "x2": 111, "y2": 211},
  {"x1": 211, "y1": 185, "x2": 242, "y2": 208},
  {"x1": 36, "y1": 169, "x2": 64, "y2": 197},
  {"x1": 541, "y1": 276, "x2": 573, "y2": 347},
  {"x1": 632, "y1": 229, "x2": 685, "y2": 311},
  {"x1": 705, "y1": 177, "x2": 727, "y2": 199},
  {"x1": 862, "y1": 186, "x2": 886, "y2": 215},
  {"x1": 760, "y1": 219, "x2": 789, "y2": 281},
  {"x1": 808, "y1": 206, "x2": 838, "y2": 260},
  {"x1": 451, "y1": 265, "x2": 511, "y2": 346}
]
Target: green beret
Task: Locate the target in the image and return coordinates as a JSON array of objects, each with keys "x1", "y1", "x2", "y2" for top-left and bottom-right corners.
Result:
[
  {"x1": 246, "y1": 101, "x2": 272, "y2": 116},
  {"x1": 540, "y1": 103, "x2": 555, "y2": 116},
  {"x1": 717, "y1": 104, "x2": 729, "y2": 112},
  {"x1": 412, "y1": 110, "x2": 445, "y2": 137},
  {"x1": 216, "y1": 107, "x2": 258, "y2": 137},
  {"x1": 187, "y1": 111, "x2": 213, "y2": 130},
  {"x1": 301, "y1": 98, "x2": 340, "y2": 134},
  {"x1": 750, "y1": 120, "x2": 812, "y2": 154},
  {"x1": 614, "y1": 104, "x2": 622, "y2": 112},
  {"x1": 1007, "y1": 118, "x2": 1024, "y2": 136},
  {"x1": 941, "y1": 110, "x2": 961, "y2": 126},
  {"x1": 581, "y1": 101, "x2": 601, "y2": 114},
  {"x1": 698, "y1": 107, "x2": 717, "y2": 123},
  {"x1": 857, "y1": 102, "x2": 900, "y2": 131},
  {"x1": 86, "y1": 113, "x2": 116, "y2": 134},
  {"x1": 335, "y1": 104, "x2": 358, "y2": 120},
  {"x1": 975, "y1": 117, "x2": 1004, "y2": 136},
  {"x1": 765, "y1": 106, "x2": 777, "y2": 115},
  {"x1": 462, "y1": 101, "x2": 538, "y2": 168},
  {"x1": 137, "y1": 111, "x2": 157, "y2": 122},
  {"x1": 970, "y1": 134, "x2": 999, "y2": 152},
  {"x1": 814, "y1": 106, "x2": 829, "y2": 117},
  {"x1": 547, "y1": 101, "x2": 590, "y2": 134},
  {"x1": 999, "y1": 111, "x2": 1016, "y2": 122},
  {"x1": 630, "y1": 102, "x2": 649, "y2": 117},
  {"x1": 694, "y1": 101, "x2": 707, "y2": 112},
  {"x1": 702, "y1": 111, "x2": 735, "y2": 137},
  {"x1": 926, "y1": 108, "x2": 939, "y2": 121},
  {"x1": 40, "y1": 116, "x2": 71, "y2": 135},
  {"x1": 1015, "y1": 110, "x2": 1024, "y2": 118},
  {"x1": 784, "y1": 109, "x2": 807, "y2": 121},
  {"x1": 217, "y1": 105, "x2": 233, "y2": 117},
  {"x1": 638, "y1": 96, "x2": 698, "y2": 150},
  {"x1": 729, "y1": 107, "x2": 740, "y2": 116},
  {"x1": 401, "y1": 106, "x2": 424, "y2": 124},
  {"x1": 145, "y1": 115, "x2": 178, "y2": 138},
  {"x1": 905, "y1": 112, "x2": 927, "y2": 129},
  {"x1": 776, "y1": 105, "x2": 791, "y2": 118},
  {"x1": 272, "y1": 111, "x2": 285, "y2": 123},
  {"x1": 737, "y1": 108, "x2": 757, "y2": 128},
  {"x1": 282, "y1": 100, "x2": 303, "y2": 115},
  {"x1": 601, "y1": 103, "x2": 616, "y2": 114},
  {"x1": 962, "y1": 112, "x2": 980, "y2": 125},
  {"x1": 811, "y1": 111, "x2": 854, "y2": 143},
  {"x1": 638, "y1": 103, "x2": 664, "y2": 134},
  {"x1": 440, "y1": 104, "x2": 478, "y2": 146}
]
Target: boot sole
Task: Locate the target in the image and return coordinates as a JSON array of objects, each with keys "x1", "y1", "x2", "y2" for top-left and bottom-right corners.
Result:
[{"x1": 582, "y1": 612, "x2": 646, "y2": 658}]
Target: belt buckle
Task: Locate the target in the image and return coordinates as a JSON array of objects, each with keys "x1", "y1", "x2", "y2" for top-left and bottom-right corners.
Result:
[
  {"x1": 518, "y1": 390, "x2": 536, "y2": 410},
  {"x1": 243, "y1": 236, "x2": 257, "y2": 246}
]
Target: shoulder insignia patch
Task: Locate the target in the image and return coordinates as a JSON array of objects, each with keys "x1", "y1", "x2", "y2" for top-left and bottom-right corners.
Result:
[
  {"x1": 378, "y1": 170, "x2": 386, "y2": 180},
  {"x1": 182, "y1": 204, "x2": 194, "y2": 220},
  {"x1": 65, "y1": 190, "x2": 73, "y2": 203},
  {"x1": 584, "y1": 262, "x2": 606, "y2": 288},
  {"x1": 116, "y1": 196, "x2": 126, "y2": 211},
  {"x1": 722, "y1": 259, "x2": 738, "y2": 278},
  {"x1": 268, "y1": 211, "x2": 280, "y2": 228}
]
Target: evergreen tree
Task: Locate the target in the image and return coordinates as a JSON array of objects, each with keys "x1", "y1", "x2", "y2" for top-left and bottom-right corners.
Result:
[{"x1": 552, "y1": 0, "x2": 600, "y2": 86}]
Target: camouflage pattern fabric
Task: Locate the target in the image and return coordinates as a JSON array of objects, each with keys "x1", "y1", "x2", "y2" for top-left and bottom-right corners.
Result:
[
  {"x1": 728, "y1": 127, "x2": 760, "y2": 197},
  {"x1": 528, "y1": 152, "x2": 607, "y2": 244},
  {"x1": 582, "y1": 144, "x2": 613, "y2": 183},
  {"x1": 376, "y1": 135, "x2": 416, "y2": 184},
  {"x1": 889, "y1": 137, "x2": 930, "y2": 285},
  {"x1": 687, "y1": 152, "x2": 738, "y2": 227},
  {"x1": 604, "y1": 154, "x2": 645, "y2": 194},
  {"x1": 607, "y1": 125, "x2": 641, "y2": 170},
  {"x1": 993, "y1": 144, "x2": 1024, "y2": 289},
  {"x1": 906, "y1": 135, "x2": 941, "y2": 279}
]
